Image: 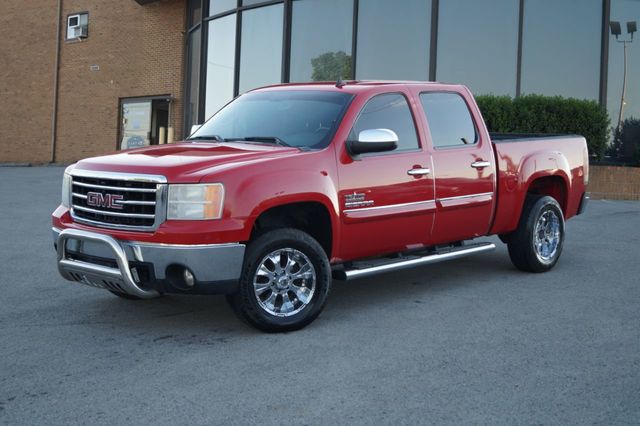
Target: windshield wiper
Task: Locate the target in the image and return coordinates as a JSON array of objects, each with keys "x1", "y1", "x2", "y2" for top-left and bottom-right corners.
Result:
[
  {"x1": 187, "y1": 135, "x2": 225, "y2": 142},
  {"x1": 231, "y1": 136, "x2": 293, "y2": 148},
  {"x1": 190, "y1": 135, "x2": 306, "y2": 150}
]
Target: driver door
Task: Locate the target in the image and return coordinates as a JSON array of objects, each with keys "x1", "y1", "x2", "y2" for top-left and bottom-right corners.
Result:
[{"x1": 337, "y1": 91, "x2": 435, "y2": 261}]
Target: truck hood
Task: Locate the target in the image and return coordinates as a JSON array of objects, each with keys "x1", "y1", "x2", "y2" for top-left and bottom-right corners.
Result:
[{"x1": 72, "y1": 142, "x2": 302, "y2": 182}]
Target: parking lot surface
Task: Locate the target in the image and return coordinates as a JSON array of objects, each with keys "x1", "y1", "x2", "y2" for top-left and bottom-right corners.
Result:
[{"x1": 1, "y1": 166, "x2": 639, "y2": 425}]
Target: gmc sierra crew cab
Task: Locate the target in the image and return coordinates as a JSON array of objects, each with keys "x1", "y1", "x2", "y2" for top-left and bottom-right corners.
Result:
[{"x1": 52, "y1": 81, "x2": 588, "y2": 332}]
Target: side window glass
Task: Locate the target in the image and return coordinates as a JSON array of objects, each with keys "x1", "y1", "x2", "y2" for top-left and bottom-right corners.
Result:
[
  {"x1": 420, "y1": 92, "x2": 477, "y2": 148},
  {"x1": 349, "y1": 93, "x2": 419, "y2": 152}
]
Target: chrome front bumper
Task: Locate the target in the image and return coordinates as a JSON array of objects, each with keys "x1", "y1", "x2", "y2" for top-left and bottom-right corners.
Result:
[{"x1": 53, "y1": 228, "x2": 245, "y2": 297}]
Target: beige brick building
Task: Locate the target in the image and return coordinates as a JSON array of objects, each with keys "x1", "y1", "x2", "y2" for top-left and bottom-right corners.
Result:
[{"x1": 0, "y1": 0, "x2": 186, "y2": 164}]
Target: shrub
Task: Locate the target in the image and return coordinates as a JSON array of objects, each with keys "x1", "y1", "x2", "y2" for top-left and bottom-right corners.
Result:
[
  {"x1": 475, "y1": 94, "x2": 611, "y2": 159},
  {"x1": 607, "y1": 118, "x2": 640, "y2": 165}
]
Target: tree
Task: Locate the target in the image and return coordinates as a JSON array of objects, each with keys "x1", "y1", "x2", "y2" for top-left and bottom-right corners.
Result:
[{"x1": 311, "y1": 51, "x2": 352, "y2": 82}]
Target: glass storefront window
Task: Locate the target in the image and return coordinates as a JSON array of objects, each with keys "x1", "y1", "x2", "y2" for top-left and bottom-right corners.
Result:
[
  {"x1": 290, "y1": 0, "x2": 353, "y2": 82},
  {"x1": 210, "y1": 0, "x2": 237, "y2": 16},
  {"x1": 356, "y1": 0, "x2": 430, "y2": 81},
  {"x1": 521, "y1": 0, "x2": 601, "y2": 100},
  {"x1": 188, "y1": 0, "x2": 202, "y2": 28},
  {"x1": 185, "y1": 27, "x2": 201, "y2": 130},
  {"x1": 608, "y1": 0, "x2": 640, "y2": 122},
  {"x1": 239, "y1": 4, "x2": 283, "y2": 93},
  {"x1": 242, "y1": 0, "x2": 268, "y2": 6},
  {"x1": 205, "y1": 14, "x2": 236, "y2": 118},
  {"x1": 437, "y1": 0, "x2": 518, "y2": 96}
]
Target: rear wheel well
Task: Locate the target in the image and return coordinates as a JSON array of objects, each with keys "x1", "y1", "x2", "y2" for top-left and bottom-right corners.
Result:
[
  {"x1": 250, "y1": 202, "x2": 332, "y2": 258},
  {"x1": 501, "y1": 176, "x2": 568, "y2": 244},
  {"x1": 527, "y1": 176, "x2": 567, "y2": 214}
]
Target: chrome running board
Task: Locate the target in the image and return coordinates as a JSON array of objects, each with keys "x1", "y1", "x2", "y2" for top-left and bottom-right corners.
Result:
[{"x1": 333, "y1": 242, "x2": 496, "y2": 280}]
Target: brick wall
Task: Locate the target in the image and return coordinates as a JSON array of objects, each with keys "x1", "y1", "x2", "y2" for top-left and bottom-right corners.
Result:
[
  {"x1": 0, "y1": 0, "x2": 58, "y2": 163},
  {"x1": 0, "y1": 0, "x2": 186, "y2": 164},
  {"x1": 55, "y1": 0, "x2": 186, "y2": 163},
  {"x1": 589, "y1": 165, "x2": 640, "y2": 201}
]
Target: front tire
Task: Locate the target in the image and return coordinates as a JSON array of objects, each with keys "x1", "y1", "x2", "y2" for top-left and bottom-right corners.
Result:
[
  {"x1": 227, "y1": 228, "x2": 332, "y2": 332},
  {"x1": 507, "y1": 195, "x2": 565, "y2": 273}
]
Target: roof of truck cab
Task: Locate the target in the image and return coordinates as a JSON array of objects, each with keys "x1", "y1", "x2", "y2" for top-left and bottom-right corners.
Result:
[{"x1": 252, "y1": 80, "x2": 467, "y2": 95}]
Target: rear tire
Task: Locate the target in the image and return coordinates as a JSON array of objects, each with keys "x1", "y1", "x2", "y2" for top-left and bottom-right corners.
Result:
[
  {"x1": 226, "y1": 228, "x2": 332, "y2": 332},
  {"x1": 507, "y1": 195, "x2": 565, "y2": 273}
]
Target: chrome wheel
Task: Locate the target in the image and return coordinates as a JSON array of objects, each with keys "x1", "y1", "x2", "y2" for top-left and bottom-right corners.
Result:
[
  {"x1": 253, "y1": 248, "x2": 316, "y2": 317},
  {"x1": 533, "y1": 209, "x2": 561, "y2": 264}
]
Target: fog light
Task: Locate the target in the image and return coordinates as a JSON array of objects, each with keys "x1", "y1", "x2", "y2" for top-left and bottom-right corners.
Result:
[
  {"x1": 183, "y1": 268, "x2": 195, "y2": 288},
  {"x1": 166, "y1": 265, "x2": 196, "y2": 290}
]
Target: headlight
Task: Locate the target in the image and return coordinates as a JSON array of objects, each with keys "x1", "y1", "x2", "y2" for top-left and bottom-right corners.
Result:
[
  {"x1": 61, "y1": 165, "x2": 74, "y2": 208},
  {"x1": 167, "y1": 183, "x2": 224, "y2": 220}
]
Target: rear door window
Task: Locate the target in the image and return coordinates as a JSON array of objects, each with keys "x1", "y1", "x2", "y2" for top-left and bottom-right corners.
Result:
[{"x1": 419, "y1": 92, "x2": 477, "y2": 148}]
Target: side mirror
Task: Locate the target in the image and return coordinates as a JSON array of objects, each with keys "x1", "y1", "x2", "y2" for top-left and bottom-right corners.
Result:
[
  {"x1": 347, "y1": 129, "x2": 398, "y2": 156},
  {"x1": 190, "y1": 124, "x2": 202, "y2": 136}
]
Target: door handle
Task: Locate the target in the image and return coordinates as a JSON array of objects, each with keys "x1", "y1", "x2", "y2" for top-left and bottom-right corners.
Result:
[
  {"x1": 471, "y1": 161, "x2": 491, "y2": 169},
  {"x1": 407, "y1": 168, "x2": 431, "y2": 176}
]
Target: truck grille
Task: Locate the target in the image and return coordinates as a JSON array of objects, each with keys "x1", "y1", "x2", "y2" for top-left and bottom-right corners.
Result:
[{"x1": 70, "y1": 172, "x2": 167, "y2": 231}]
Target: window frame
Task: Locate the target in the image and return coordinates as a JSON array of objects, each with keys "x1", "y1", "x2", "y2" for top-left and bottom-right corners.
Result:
[
  {"x1": 347, "y1": 91, "x2": 423, "y2": 157},
  {"x1": 65, "y1": 12, "x2": 89, "y2": 41},
  {"x1": 117, "y1": 95, "x2": 173, "y2": 151},
  {"x1": 419, "y1": 90, "x2": 479, "y2": 151}
]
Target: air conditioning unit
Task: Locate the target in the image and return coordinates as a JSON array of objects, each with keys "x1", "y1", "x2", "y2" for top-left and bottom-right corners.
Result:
[
  {"x1": 67, "y1": 13, "x2": 89, "y2": 40},
  {"x1": 71, "y1": 25, "x2": 88, "y2": 39}
]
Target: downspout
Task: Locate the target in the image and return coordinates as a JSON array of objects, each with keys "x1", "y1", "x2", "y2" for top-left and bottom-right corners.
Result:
[{"x1": 51, "y1": 0, "x2": 62, "y2": 163}]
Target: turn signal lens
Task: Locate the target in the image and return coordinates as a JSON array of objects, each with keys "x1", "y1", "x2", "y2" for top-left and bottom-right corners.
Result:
[
  {"x1": 167, "y1": 183, "x2": 224, "y2": 220},
  {"x1": 61, "y1": 165, "x2": 74, "y2": 208}
]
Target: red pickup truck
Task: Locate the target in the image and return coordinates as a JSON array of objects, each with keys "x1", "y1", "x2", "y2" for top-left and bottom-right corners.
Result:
[{"x1": 52, "y1": 81, "x2": 588, "y2": 332}]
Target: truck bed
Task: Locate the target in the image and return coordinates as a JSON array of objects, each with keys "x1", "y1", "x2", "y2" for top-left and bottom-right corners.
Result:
[
  {"x1": 490, "y1": 133, "x2": 580, "y2": 143},
  {"x1": 489, "y1": 134, "x2": 589, "y2": 236}
]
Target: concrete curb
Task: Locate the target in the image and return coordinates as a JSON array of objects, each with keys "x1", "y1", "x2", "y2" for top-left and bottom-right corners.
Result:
[{"x1": 0, "y1": 162, "x2": 32, "y2": 167}]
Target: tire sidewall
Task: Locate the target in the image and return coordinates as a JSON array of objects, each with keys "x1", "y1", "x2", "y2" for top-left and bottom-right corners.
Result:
[
  {"x1": 525, "y1": 196, "x2": 565, "y2": 271},
  {"x1": 235, "y1": 229, "x2": 331, "y2": 331}
]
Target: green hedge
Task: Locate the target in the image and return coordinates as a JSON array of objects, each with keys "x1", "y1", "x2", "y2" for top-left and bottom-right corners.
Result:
[
  {"x1": 608, "y1": 118, "x2": 640, "y2": 165},
  {"x1": 475, "y1": 94, "x2": 610, "y2": 159}
]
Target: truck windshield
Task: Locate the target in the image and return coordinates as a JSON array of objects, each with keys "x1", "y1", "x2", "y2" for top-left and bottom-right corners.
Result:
[{"x1": 189, "y1": 90, "x2": 354, "y2": 150}]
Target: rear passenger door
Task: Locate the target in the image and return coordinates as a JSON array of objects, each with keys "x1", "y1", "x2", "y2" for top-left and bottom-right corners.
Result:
[
  {"x1": 417, "y1": 90, "x2": 496, "y2": 243},
  {"x1": 337, "y1": 91, "x2": 435, "y2": 260}
]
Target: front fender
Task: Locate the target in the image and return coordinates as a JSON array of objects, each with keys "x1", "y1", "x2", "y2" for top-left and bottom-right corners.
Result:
[
  {"x1": 204, "y1": 160, "x2": 342, "y2": 257},
  {"x1": 245, "y1": 167, "x2": 339, "y2": 235}
]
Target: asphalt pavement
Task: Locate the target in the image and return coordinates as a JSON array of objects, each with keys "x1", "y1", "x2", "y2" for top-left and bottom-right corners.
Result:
[{"x1": 1, "y1": 166, "x2": 639, "y2": 425}]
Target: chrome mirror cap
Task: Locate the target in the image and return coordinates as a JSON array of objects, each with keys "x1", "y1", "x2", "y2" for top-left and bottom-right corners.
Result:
[
  {"x1": 347, "y1": 128, "x2": 399, "y2": 157},
  {"x1": 358, "y1": 128, "x2": 399, "y2": 144}
]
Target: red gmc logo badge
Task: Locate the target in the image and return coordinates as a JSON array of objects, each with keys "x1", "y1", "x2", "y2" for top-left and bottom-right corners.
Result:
[{"x1": 86, "y1": 192, "x2": 124, "y2": 210}]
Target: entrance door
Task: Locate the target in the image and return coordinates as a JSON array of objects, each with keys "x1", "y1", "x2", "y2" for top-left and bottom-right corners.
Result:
[{"x1": 120, "y1": 98, "x2": 170, "y2": 150}]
